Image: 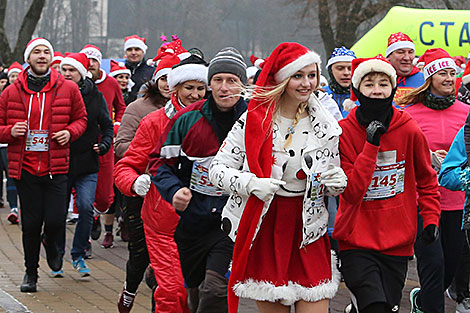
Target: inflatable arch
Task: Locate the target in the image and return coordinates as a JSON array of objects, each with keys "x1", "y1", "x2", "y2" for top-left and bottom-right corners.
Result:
[{"x1": 351, "y1": 6, "x2": 470, "y2": 57}]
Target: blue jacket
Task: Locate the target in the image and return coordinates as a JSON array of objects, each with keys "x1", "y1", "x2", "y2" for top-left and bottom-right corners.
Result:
[
  {"x1": 324, "y1": 86, "x2": 350, "y2": 118},
  {"x1": 438, "y1": 127, "x2": 469, "y2": 229}
]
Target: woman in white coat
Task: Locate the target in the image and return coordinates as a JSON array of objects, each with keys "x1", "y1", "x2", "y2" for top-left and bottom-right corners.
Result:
[{"x1": 209, "y1": 42, "x2": 347, "y2": 313}]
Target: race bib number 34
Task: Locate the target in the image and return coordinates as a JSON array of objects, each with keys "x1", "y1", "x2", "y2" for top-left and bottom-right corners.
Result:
[
  {"x1": 364, "y1": 160, "x2": 405, "y2": 201},
  {"x1": 25, "y1": 129, "x2": 49, "y2": 152}
]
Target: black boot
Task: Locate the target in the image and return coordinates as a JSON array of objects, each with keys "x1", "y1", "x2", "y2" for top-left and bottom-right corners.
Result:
[{"x1": 20, "y1": 273, "x2": 37, "y2": 292}]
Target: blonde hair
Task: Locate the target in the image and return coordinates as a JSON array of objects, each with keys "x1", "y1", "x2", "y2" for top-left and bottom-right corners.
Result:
[{"x1": 395, "y1": 79, "x2": 431, "y2": 107}]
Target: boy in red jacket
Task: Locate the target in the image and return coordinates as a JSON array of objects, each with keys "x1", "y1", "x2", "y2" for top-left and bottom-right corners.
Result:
[
  {"x1": 333, "y1": 55, "x2": 440, "y2": 313},
  {"x1": 0, "y1": 38, "x2": 87, "y2": 292}
]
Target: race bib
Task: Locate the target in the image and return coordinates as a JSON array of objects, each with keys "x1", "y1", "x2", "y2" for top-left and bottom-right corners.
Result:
[
  {"x1": 310, "y1": 173, "x2": 325, "y2": 207},
  {"x1": 190, "y1": 161, "x2": 228, "y2": 196},
  {"x1": 364, "y1": 152, "x2": 405, "y2": 201},
  {"x1": 25, "y1": 129, "x2": 49, "y2": 152}
]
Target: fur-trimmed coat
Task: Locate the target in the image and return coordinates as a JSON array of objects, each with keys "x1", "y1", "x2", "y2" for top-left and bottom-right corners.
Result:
[{"x1": 209, "y1": 94, "x2": 342, "y2": 248}]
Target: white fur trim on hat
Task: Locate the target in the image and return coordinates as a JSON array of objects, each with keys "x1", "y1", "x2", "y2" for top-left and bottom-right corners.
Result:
[
  {"x1": 124, "y1": 38, "x2": 148, "y2": 54},
  {"x1": 80, "y1": 47, "x2": 102, "y2": 64},
  {"x1": 110, "y1": 68, "x2": 131, "y2": 78},
  {"x1": 7, "y1": 68, "x2": 22, "y2": 77},
  {"x1": 352, "y1": 59, "x2": 397, "y2": 89},
  {"x1": 463, "y1": 74, "x2": 470, "y2": 86},
  {"x1": 24, "y1": 38, "x2": 54, "y2": 63},
  {"x1": 167, "y1": 63, "x2": 208, "y2": 91},
  {"x1": 385, "y1": 41, "x2": 415, "y2": 57},
  {"x1": 423, "y1": 57, "x2": 456, "y2": 80},
  {"x1": 60, "y1": 57, "x2": 88, "y2": 78},
  {"x1": 326, "y1": 55, "x2": 355, "y2": 68},
  {"x1": 153, "y1": 68, "x2": 171, "y2": 82},
  {"x1": 275, "y1": 51, "x2": 322, "y2": 83},
  {"x1": 233, "y1": 252, "x2": 340, "y2": 306}
]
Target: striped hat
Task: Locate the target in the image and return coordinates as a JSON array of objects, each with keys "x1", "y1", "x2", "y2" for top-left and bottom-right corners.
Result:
[{"x1": 208, "y1": 47, "x2": 247, "y2": 84}]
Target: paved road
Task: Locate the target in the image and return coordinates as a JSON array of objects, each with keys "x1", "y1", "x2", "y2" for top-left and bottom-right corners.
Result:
[{"x1": 0, "y1": 207, "x2": 456, "y2": 312}]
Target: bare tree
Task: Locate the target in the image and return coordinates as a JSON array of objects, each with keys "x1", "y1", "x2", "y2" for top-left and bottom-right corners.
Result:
[
  {"x1": 0, "y1": 0, "x2": 46, "y2": 64},
  {"x1": 293, "y1": 0, "x2": 470, "y2": 56}
]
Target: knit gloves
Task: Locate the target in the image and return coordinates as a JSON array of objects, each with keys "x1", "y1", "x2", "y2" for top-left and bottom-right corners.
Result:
[
  {"x1": 320, "y1": 165, "x2": 347, "y2": 196},
  {"x1": 421, "y1": 224, "x2": 439, "y2": 245}
]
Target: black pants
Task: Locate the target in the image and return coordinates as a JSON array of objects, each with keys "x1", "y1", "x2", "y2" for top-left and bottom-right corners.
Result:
[
  {"x1": 456, "y1": 231, "x2": 470, "y2": 302},
  {"x1": 414, "y1": 208, "x2": 445, "y2": 313},
  {"x1": 14, "y1": 170, "x2": 68, "y2": 275},
  {"x1": 122, "y1": 195, "x2": 149, "y2": 293}
]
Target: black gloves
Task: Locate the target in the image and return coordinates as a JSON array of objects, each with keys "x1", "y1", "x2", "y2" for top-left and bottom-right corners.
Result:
[
  {"x1": 96, "y1": 142, "x2": 108, "y2": 156},
  {"x1": 366, "y1": 120, "x2": 386, "y2": 146},
  {"x1": 421, "y1": 224, "x2": 439, "y2": 245}
]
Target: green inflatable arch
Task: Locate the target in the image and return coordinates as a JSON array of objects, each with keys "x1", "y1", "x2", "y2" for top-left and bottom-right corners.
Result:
[{"x1": 351, "y1": 6, "x2": 470, "y2": 57}]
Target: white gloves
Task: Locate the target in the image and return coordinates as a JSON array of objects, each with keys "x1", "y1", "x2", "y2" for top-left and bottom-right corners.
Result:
[
  {"x1": 132, "y1": 174, "x2": 151, "y2": 197},
  {"x1": 320, "y1": 165, "x2": 347, "y2": 196},
  {"x1": 246, "y1": 176, "x2": 285, "y2": 202}
]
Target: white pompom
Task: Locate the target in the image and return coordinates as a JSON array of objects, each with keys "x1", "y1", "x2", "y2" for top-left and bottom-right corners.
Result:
[
  {"x1": 342, "y1": 99, "x2": 357, "y2": 112},
  {"x1": 118, "y1": 62, "x2": 125, "y2": 67},
  {"x1": 254, "y1": 58, "x2": 264, "y2": 69}
]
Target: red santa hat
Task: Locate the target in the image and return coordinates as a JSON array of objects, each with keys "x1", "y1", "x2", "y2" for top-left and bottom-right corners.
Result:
[
  {"x1": 7, "y1": 62, "x2": 23, "y2": 77},
  {"x1": 124, "y1": 35, "x2": 148, "y2": 54},
  {"x1": 109, "y1": 60, "x2": 131, "y2": 78},
  {"x1": 152, "y1": 51, "x2": 181, "y2": 82},
  {"x1": 419, "y1": 48, "x2": 456, "y2": 80},
  {"x1": 80, "y1": 44, "x2": 102, "y2": 65},
  {"x1": 228, "y1": 42, "x2": 321, "y2": 313},
  {"x1": 385, "y1": 32, "x2": 415, "y2": 57},
  {"x1": 60, "y1": 53, "x2": 90, "y2": 78},
  {"x1": 51, "y1": 52, "x2": 65, "y2": 67},
  {"x1": 24, "y1": 37, "x2": 54, "y2": 63},
  {"x1": 462, "y1": 59, "x2": 470, "y2": 86},
  {"x1": 156, "y1": 37, "x2": 190, "y2": 61},
  {"x1": 250, "y1": 55, "x2": 264, "y2": 69},
  {"x1": 342, "y1": 55, "x2": 397, "y2": 111}
]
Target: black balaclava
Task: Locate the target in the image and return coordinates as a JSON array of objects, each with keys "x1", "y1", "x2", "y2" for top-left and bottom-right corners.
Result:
[
  {"x1": 354, "y1": 86, "x2": 397, "y2": 130},
  {"x1": 327, "y1": 65, "x2": 350, "y2": 95}
]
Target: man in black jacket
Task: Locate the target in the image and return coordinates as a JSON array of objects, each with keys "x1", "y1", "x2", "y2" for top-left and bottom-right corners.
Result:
[
  {"x1": 58, "y1": 53, "x2": 113, "y2": 276},
  {"x1": 123, "y1": 35, "x2": 154, "y2": 99}
]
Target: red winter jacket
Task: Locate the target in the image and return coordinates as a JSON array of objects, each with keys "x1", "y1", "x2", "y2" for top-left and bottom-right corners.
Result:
[
  {"x1": 96, "y1": 70, "x2": 126, "y2": 135},
  {"x1": 114, "y1": 107, "x2": 180, "y2": 234},
  {"x1": 333, "y1": 107, "x2": 441, "y2": 256},
  {"x1": 114, "y1": 105, "x2": 188, "y2": 312},
  {"x1": 0, "y1": 68, "x2": 87, "y2": 179}
]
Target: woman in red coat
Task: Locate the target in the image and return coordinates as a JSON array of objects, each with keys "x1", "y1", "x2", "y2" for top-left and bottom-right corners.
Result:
[{"x1": 114, "y1": 54, "x2": 208, "y2": 313}]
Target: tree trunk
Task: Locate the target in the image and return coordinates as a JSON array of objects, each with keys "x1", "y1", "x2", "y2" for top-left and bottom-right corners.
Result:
[
  {"x1": 11, "y1": 0, "x2": 46, "y2": 63},
  {"x1": 317, "y1": 0, "x2": 335, "y2": 56}
]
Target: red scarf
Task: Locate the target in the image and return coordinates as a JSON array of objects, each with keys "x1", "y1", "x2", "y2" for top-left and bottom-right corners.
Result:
[{"x1": 228, "y1": 46, "x2": 282, "y2": 313}]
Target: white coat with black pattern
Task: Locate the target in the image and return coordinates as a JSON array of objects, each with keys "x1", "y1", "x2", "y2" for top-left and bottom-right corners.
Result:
[{"x1": 209, "y1": 93, "x2": 343, "y2": 248}]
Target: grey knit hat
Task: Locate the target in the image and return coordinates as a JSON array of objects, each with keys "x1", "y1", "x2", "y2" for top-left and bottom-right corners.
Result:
[{"x1": 208, "y1": 47, "x2": 247, "y2": 84}]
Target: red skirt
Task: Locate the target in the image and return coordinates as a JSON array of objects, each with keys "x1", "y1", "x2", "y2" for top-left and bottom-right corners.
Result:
[{"x1": 233, "y1": 195, "x2": 339, "y2": 305}]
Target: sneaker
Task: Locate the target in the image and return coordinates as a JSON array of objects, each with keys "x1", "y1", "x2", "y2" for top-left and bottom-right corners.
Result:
[
  {"x1": 91, "y1": 215, "x2": 102, "y2": 240},
  {"x1": 446, "y1": 282, "x2": 457, "y2": 301},
  {"x1": 7, "y1": 210, "x2": 19, "y2": 224},
  {"x1": 117, "y1": 284, "x2": 136, "y2": 313},
  {"x1": 457, "y1": 298, "x2": 470, "y2": 313},
  {"x1": 41, "y1": 234, "x2": 62, "y2": 272},
  {"x1": 410, "y1": 287, "x2": 424, "y2": 313},
  {"x1": 101, "y1": 232, "x2": 114, "y2": 248},
  {"x1": 344, "y1": 303, "x2": 352, "y2": 313},
  {"x1": 73, "y1": 256, "x2": 90, "y2": 277},
  {"x1": 84, "y1": 241, "x2": 92, "y2": 259},
  {"x1": 50, "y1": 269, "x2": 64, "y2": 278},
  {"x1": 20, "y1": 273, "x2": 37, "y2": 292}
]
